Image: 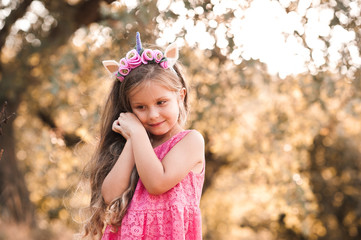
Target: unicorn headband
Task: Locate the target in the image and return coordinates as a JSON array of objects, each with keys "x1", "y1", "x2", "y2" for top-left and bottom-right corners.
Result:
[{"x1": 102, "y1": 32, "x2": 179, "y2": 82}]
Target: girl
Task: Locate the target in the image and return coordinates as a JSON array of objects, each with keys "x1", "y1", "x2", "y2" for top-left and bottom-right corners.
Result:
[{"x1": 83, "y1": 32, "x2": 205, "y2": 239}]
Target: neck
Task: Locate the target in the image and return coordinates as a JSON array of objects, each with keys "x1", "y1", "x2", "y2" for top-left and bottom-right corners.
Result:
[{"x1": 150, "y1": 125, "x2": 183, "y2": 147}]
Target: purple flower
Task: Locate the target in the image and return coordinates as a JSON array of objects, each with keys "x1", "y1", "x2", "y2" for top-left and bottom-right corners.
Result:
[
  {"x1": 136, "y1": 32, "x2": 142, "y2": 54},
  {"x1": 160, "y1": 60, "x2": 168, "y2": 69},
  {"x1": 126, "y1": 49, "x2": 142, "y2": 69},
  {"x1": 141, "y1": 49, "x2": 154, "y2": 64},
  {"x1": 153, "y1": 50, "x2": 163, "y2": 63},
  {"x1": 119, "y1": 58, "x2": 128, "y2": 68}
]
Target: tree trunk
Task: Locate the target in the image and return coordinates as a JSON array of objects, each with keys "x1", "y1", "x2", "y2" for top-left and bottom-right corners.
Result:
[
  {"x1": 0, "y1": 100, "x2": 35, "y2": 225},
  {"x1": 0, "y1": 0, "x2": 117, "y2": 224}
]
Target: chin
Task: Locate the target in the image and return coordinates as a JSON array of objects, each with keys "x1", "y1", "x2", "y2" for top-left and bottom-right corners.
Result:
[
  {"x1": 149, "y1": 130, "x2": 166, "y2": 136},
  {"x1": 148, "y1": 127, "x2": 170, "y2": 136}
]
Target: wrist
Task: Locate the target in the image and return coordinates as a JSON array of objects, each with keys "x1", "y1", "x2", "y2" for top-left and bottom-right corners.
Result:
[{"x1": 130, "y1": 125, "x2": 147, "y2": 139}]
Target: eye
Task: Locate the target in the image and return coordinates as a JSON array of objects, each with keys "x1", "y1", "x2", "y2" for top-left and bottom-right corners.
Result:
[
  {"x1": 157, "y1": 100, "x2": 166, "y2": 105},
  {"x1": 135, "y1": 105, "x2": 145, "y2": 110}
]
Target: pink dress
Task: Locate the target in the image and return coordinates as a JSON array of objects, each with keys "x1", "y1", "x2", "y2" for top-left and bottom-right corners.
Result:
[{"x1": 102, "y1": 130, "x2": 205, "y2": 240}]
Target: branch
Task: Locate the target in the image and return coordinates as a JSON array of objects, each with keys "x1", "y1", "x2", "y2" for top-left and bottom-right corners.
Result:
[
  {"x1": 37, "y1": 109, "x2": 81, "y2": 148},
  {"x1": 0, "y1": 0, "x2": 33, "y2": 53},
  {"x1": 0, "y1": 101, "x2": 16, "y2": 161},
  {"x1": 0, "y1": 101, "x2": 16, "y2": 136}
]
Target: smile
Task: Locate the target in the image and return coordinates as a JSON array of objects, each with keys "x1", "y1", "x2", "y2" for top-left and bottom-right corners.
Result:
[{"x1": 148, "y1": 121, "x2": 165, "y2": 127}]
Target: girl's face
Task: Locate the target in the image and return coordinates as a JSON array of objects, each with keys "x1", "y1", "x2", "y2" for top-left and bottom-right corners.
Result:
[{"x1": 129, "y1": 81, "x2": 186, "y2": 140}]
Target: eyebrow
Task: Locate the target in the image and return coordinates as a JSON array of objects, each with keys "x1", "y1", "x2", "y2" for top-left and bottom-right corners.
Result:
[{"x1": 131, "y1": 96, "x2": 170, "y2": 105}]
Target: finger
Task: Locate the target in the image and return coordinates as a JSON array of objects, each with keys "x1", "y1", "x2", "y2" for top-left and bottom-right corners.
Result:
[
  {"x1": 112, "y1": 120, "x2": 118, "y2": 128},
  {"x1": 112, "y1": 124, "x2": 119, "y2": 133},
  {"x1": 119, "y1": 112, "x2": 127, "y2": 118},
  {"x1": 112, "y1": 121, "x2": 122, "y2": 133}
]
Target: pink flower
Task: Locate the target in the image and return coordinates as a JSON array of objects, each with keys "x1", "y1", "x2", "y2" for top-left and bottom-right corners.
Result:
[
  {"x1": 160, "y1": 60, "x2": 168, "y2": 69},
  {"x1": 116, "y1": 74, "x2": 125, "y2": 82},
  {"x1": 116, "y1": 65, "x2": 130, "y2": 82},
  {"x1": 119, "y1": 58, "x2": 128, "y2": 68},
  {"x1": 126, "y1": 49, "x2": 142, "y2": 69},
  {"x1": 153, "y1": 50, "x2": 163, "y2": 63},
  {"x1": 141, "y1": 49, "x2": 154, "y2": 64},
  {"x1": 118, "y1": 66, "x2": 130, "y2": 76}
]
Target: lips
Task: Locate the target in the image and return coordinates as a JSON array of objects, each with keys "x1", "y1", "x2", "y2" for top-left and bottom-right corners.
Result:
[{"x1": 148, "y1": 121, "x2": 165, "y2": 127}]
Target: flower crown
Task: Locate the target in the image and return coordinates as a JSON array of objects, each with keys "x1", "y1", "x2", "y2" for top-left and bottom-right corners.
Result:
[{"x1": 102, "y1": 32, "x2": 179, "y2": 82}]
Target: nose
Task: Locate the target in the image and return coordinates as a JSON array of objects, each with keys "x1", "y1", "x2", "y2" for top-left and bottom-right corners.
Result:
[{"x1": 148, "y1": 106, "x2": 159, "y2": 120}]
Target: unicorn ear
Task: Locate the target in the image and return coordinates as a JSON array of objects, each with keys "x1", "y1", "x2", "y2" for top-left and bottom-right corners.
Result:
[
  {"x1": 102, "y1": 60, "x2": 119, "y2": 74},
  {"x1": 164, "y1": 42, "x2": 179, "y2": 67}
]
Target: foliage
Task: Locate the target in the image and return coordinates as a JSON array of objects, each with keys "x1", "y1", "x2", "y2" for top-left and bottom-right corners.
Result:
[{"x1": 0, "y1": 0, "x2": 360, "y2": 239}]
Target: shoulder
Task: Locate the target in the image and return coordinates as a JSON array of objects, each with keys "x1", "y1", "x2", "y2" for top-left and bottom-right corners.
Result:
[
  {"x1": 164, "y1": 129, "x2": 204, "y2": 167},
  {"x1": 176, "y1": 130, "x2": 204, "y2": 152},
  {"x1": 184, "y1": 130, "x2": 204, "y2": 145}
]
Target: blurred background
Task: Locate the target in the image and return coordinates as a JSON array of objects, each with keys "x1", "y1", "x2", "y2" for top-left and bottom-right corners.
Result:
[{"x1": 0, "y1": 0, "x2": 360, "y2": 239}]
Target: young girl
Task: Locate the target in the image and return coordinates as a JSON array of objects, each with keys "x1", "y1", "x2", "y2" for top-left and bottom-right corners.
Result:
[{"x1": 83, "y1": 32, "x2": 205, "y2": 239}]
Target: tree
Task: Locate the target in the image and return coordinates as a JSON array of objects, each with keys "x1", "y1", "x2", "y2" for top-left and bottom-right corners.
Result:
[
  {"x1": 1, "y1": 0, "x2": 361, "y2": 239},
  {"x1": 0, "y1": 0, "x2": 166, "y2": 228},
  {"x1": 0, "y1": 0, "x2": 118, "y2": 224}
]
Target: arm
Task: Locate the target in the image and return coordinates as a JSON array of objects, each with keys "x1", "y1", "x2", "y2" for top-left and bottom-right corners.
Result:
[
  {"x1": 131, "y1": 128, "x2": 204, "y2": 195},
  {"x1": 101, "y1": 139, "x2": 135, "y2": 205}
]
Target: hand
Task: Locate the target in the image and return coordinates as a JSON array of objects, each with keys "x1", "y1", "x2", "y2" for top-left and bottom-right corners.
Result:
[{"x1": 112, "y1": 112, "x2": 144, "y2": 139}]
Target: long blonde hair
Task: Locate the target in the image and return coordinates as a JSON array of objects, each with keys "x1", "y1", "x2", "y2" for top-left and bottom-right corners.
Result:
[{"x1": 82, "y1": 63, "x2": 189, "y2": 238}]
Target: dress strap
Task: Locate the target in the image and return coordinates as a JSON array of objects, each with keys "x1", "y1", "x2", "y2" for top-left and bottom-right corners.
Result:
[
  {"x1": 154, "y1": 130, "x2": 192, "y2": 160},
  {"x1": 168, "y1": 130, "x2": 192, "y2": 149}
]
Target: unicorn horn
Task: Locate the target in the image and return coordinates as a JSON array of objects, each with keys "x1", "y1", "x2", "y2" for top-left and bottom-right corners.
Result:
[{"x1": 136, "y1": 32, "x2": 142, "y2": 54}]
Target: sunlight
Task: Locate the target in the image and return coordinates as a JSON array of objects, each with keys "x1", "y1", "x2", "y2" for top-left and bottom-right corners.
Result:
[
  {"x1": 157, "y1": 0, "x2": 171, "y2": 12},
  {"x1": 0, "y1": 7, "x2": 11, "y2": 21},
  {"x1": 221, "y1": 0, "x2": 313, "y2": 78},
  {"x1": 0, "y1": 0, "x2": 11, "y2": 6},
  {"x1": 156, "y1": 0, "x2": 361, "y2": 78},
  {"x1": 116, "y1": 0, "x2": 138, "y2": 11},
  {"x1": 15, "y1": 18, "x2": 31, "y2": 31},
  {"x1": 29, "y1": 0, "x2": 49, "y2": 18}
]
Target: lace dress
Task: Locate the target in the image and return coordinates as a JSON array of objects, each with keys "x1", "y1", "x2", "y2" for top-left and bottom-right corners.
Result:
[{"x1": 102, "y1": 130, "x2": 205, "y2": 240}]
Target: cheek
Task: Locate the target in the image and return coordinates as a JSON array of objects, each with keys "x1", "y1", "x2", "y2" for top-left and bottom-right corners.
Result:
[
  {"x1": 169, "y1": 102, "x2": 180, "y2": 118},
  {"x1": 132, "y1": 110, "x2": 146, "y2": 123}
]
